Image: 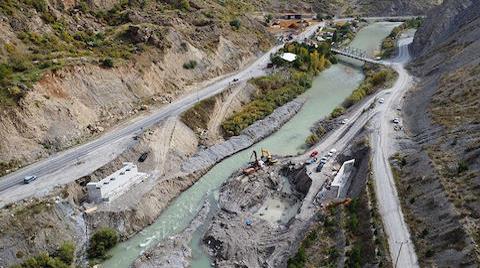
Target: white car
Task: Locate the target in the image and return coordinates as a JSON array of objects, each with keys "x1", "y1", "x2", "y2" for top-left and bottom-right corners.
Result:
[
  {"x1": 341, "y1": 119, "x2": 349, "y2": 124},
  {"x1": 393, "y1": 118, "x2": 400, "y2": 124},
  {"x1": 329, "y1": 148, "x2": 337, "y2": 154},
  {"x1": 379, "y1": 98, "x2": 385, "y2": 104}
]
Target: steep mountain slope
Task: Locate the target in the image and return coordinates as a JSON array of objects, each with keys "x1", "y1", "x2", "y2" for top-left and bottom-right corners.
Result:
[
  {"x1": 398, "y1": 0, "x2": 480, "y2": 266},
  {"x1": 0, "y1": 0, "x2": 274, "y2": 175},
  {"x1": 311, "y1": 0, "x2": 441, "y2": 17}
]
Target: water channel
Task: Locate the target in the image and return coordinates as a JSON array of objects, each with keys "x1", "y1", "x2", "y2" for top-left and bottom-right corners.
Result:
[{"x1": 101, "y1": 21, "x2": 401, "y2": 268}]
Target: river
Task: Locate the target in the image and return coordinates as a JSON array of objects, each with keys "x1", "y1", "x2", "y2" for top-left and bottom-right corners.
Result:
[{"x1": 101, "y1": 21, "x2": 400, "y2": 268}]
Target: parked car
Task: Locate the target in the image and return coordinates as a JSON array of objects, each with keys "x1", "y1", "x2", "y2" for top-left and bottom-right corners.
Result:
[
  {"x1": 379, "y1": 98, "x2": 385, "y2": 104},
  {"x1": 23, "y1": 175, "x2": 38, "y2": 184},
  {"x1": 310, "y1": 150, "x2": 319, "y2": 158},
  {"x1": 138, "y1": 152, "x2": 149, "y2": 162},
  {"x1": 341, "y1": 119, "x2": 349, "y2": 124},
  {"x1": 305, "y1": 158, "x2": 317, "y2": 165},
  {"x1": 393, "y1": 118, "x2": 400, "y2": 124},
  {"x1": 316, "y1": 162, "x2": 325, "y2": 172}
]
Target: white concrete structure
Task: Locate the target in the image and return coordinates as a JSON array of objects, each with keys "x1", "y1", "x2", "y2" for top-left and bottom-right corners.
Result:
[
  {"x1": 280, "y1": 53, "x2": 297, "y2": 62},
  {"x1": 87, "y1": 163, "x2": 147, "y2": 203},
  {"x1": 331, "y1": 159, "x2": 355, "y2": 198}
]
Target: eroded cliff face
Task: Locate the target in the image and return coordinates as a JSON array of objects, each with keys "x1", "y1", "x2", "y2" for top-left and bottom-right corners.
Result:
[
  {"x1": 0, "y1": 0, "x2": 273, "y2": 174},
  {"x1": 311, "y1": 0, "x2": 441, "y2": 17},
  {"x1": 398, "y1": 0, "x2": 480, "y2": 266}
]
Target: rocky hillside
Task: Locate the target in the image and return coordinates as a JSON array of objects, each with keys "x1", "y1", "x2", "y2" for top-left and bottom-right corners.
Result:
[
  {"x1": 0, "y1": 0, "x2": 274, "y2": 175},
  {"x1": 399, "y1": 0, "x2": 480, "y2": 266},
  {"x1": 311, "y1": 0, "x2": 441, "y2": 17}
]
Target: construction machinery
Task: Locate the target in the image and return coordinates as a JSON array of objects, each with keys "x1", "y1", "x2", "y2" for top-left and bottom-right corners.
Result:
[
  {"x1": 261, "y1": 148, "x2": 278, "y2": 165},
  {"x1": 243, "y1": 151, "x2": 264, "y2": 175}
]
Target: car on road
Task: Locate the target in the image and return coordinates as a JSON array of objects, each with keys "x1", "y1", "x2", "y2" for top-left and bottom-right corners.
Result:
[
  {"x1": 305, "y1": 158, "x2": 317, "y2": 165},
  {"x1": 316, "y1": 162, "x2": 325, "y2": 172},
  {"x1": 232, "y1": 78, "x2": 239, "y2": 82},
  {"x1": 23, "y1": 175, "x2": 38, "y2": 184},
  {"x1": 341, "y1": 119, "x2": 349, "y2": 124},
  {"x1": 379, "y1": 98, "x2": 384, "y2": 104},
  {"x1": 392, "y1": 118, "x2": 400, "y2": 124},
  {"x1": 320, "y1": 156, "x2": 328, "y2": 161},
  {"x1": 310, "y1": 150, "x2": 319, "y2": 158}
]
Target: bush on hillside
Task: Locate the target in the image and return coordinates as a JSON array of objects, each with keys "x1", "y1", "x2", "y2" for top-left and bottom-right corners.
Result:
[{"x1": 88, "y1": 227, "x2": 119, "y2": 259}]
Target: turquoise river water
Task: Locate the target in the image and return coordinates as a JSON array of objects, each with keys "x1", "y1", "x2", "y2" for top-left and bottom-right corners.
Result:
[{"x1": 101, "y1": 21, "x2": 400, "y2": 268}]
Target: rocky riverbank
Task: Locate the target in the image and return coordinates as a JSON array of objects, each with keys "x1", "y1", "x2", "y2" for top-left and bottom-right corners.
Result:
[{"x1": 133, "y1": 201, "x2": 211, "y2": 268}]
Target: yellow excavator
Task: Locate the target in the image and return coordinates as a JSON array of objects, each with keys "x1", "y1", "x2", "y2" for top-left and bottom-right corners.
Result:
[{"x1": 261, "y1": 148, "x2": 278, "y2": 165}]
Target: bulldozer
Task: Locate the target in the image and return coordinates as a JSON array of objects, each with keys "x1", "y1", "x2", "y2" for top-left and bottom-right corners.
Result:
[{"x1": 261, "y1": 148, "x2": 278, "y2": 165}]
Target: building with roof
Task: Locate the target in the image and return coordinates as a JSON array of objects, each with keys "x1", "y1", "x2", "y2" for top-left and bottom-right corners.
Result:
[
  {"x1": 280, "y1": 52, "x2": 297, "y2": 62},
  {"x1": 87, "y1": 162, "x2": 148, "y2": 203}
]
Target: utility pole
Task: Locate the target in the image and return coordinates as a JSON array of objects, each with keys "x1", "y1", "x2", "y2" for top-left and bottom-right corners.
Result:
[{"x1": 394, "y1": 241, "x2": 405, "y2": 268}]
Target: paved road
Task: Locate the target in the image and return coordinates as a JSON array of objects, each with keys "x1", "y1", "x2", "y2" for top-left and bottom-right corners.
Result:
[{"x1": 0, "y1": 22, "x2": 325, "y2": 206}]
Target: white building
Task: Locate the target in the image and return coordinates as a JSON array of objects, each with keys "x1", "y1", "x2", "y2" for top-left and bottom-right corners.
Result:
[
  {"x1": 331, "y1": 159, "x2": 355, "y2": 198},
  {"x1": 280, "y1": 52, "x2": 297, "y2": 62},
  {"x1": 87, "y1": 162, "x2": 148, "y2": 203}
]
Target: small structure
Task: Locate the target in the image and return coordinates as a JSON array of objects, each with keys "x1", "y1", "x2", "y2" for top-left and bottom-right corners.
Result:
[
  {"x1": 280, "y1": 52, "x2": 297, "y2": 62},
  {"x1": 284, "y1": 14, "x2": 303, "y2": 20},
  {"x1": 331, "y1": 159, "x2": 355, "y2": 198},
  {"x1": 87, "y1": 162, "x2": 148, "y2": 203}
]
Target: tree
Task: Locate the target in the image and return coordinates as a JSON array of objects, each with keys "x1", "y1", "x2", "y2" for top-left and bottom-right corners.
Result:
[
  {"x1": 88, "y1": 227, "x2": 119, "y2": 259},
  {"x1": 330, "y1": 106, "x2": 345, "y2": 118},
  {"x1": 265, "y1": 14, "x2": 273, "y2": 24},
  {"x1": 230, "y1": 19, "x2": 241, "y2": 30}
]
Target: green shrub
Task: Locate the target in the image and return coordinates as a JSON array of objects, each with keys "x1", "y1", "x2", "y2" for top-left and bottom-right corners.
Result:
[
  {"x1": 457, "y1": 161, "x2": 469, "y2": 174},
  {"x1": 183, "y1": 60, "x2": 197, "y2": 69},
  {"x1": 177, "y1": 0, "x2": 190, "y2": 10},
  {"x1": 305, "y1": 134, "x2": 319, "y2": 147},
  {"x1": 101, "y1": 58, "x2": 114, "y2": 68},
  {"x1": 287, "y1": 245, "x2": 307, "y2": 268},
  {"x1": 230, "y1": 19, "x2": 241, "y2": 30},
  {"x1": 10, "y1": 242, "x2": 75, "y2": 268},
  {"x1": 56, "y1": 241, "x2": 75, "y2": 265},
  {"x1": 330, "y1": 106, "x2": 345, "y2": 118},
  {"x1": 88, "y1": 227, "x2": 119, "y2": 259}
]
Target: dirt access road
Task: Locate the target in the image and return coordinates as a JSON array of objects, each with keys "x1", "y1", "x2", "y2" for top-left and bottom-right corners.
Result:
[
  {"x1": 0, "y1": 22, "x2": 325, "y2": 207},
  {"x1": 296, "y1": 35, "x2": 418, "y2": 267},
  {"x1": 370, "y1": 36, "x2": 419, "y2": 267}
]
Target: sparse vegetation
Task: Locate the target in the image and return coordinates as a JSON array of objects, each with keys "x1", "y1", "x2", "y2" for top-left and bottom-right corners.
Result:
[
  {"x1": 10, "y1": 242, "x2": 75, "y2": 268},
  {"x1": 183, "y1": 60, "x2": 198, "y2": 70},
  {"x1": 381, "y1": 17, "x2": 424, "y2": 58}
]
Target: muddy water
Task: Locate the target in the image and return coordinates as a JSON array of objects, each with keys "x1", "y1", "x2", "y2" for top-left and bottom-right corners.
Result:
[{"x1": 101, "y1": 21, "x2": 400, "y2": 268}]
